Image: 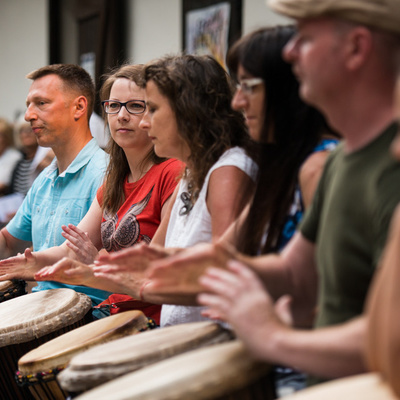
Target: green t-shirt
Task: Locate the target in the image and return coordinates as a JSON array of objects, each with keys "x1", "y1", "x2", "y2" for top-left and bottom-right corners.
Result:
[{"x1": 301, "y1": 123, "x2": 400, "y2": 329}]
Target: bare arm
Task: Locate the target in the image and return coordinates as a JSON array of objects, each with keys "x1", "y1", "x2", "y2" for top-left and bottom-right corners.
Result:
[
  {"x1": 150, "y1": 186, "x2": 179, "y2": 247},
  {"x1": 0, "y1": 197, "x2": 103, "y2": 280},
  {"x1": 299, "y1": 150, "x2": 330, "y2": 209},
  {"x1": 207, "y1": 166, "x2": 254, "y2": 240},
  {"x1": 365, "y1": 205, "x2": 400, "y2": 394},
  {"x1": 198, "y1": 259, "x2": 366, "y2": 379}
]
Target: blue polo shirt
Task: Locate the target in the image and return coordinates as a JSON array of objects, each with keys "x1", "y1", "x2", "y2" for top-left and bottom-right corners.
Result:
[{"x1": 7, "y1": 138, "x2": 112, "y2": 306}]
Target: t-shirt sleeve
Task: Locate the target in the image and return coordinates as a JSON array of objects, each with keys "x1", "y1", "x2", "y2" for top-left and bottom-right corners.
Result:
[
  {"x1": 96, "y1": 184, "x2": 105, "y2": 208},
  {"x1": 299, "y1": 152, "x2": 334, "y2": 244},
  {"x1": 6, "y1": 182, "x2": 34, "y2": 242}
]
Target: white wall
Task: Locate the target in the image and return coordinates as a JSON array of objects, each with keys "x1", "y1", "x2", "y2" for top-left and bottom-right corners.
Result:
[
  {"x1": 0, "y1": 0, "x2": 48, "y2": 122},
  {"x1": 126, "y1": 0, "x2": 288, "y2": 63},
  {"x1": 0, "y1": 0, "x2": 289, "y2": 122}
]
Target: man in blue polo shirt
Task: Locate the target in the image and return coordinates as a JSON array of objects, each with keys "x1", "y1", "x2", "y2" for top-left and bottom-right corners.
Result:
[{"x1": 0, "y1": 64, "x2": 111, "y2": 309}]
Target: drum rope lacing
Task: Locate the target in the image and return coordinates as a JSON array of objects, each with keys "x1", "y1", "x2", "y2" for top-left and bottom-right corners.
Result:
[
  {"x1": 0, "y1": 279, "x2": 26, "y2": 302},
  {"x1": 15, "y1": 317, "x2": 158, "y2": 386}
]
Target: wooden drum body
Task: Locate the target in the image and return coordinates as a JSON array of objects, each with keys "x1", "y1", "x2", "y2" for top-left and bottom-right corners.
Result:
[
  {"x1": 74, "y1": 340, "x2": 274, "y2": 400},
  {"x1": 0, "y1": 288, "x2": 92, "y2": 400},
  {"x1": 281, "y1": 373, "x2": 398, "y2": 400},
  {"x1": 17, "y1": 309, "x2": 149, "y2": 400},
  {"x1": 59, "y1": 321, "x2": 232, "y2": 395},
  {"x1": 0, "y1": 279, "x2": 26, "y2": 302}
]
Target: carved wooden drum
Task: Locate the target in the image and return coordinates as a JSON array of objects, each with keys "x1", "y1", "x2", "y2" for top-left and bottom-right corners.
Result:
[
  {"x1": 0, "y1": 288, "x2": 92, "y2": 400},
  {"x1": 17, "y1": 309, "x2": 150, "y2": 400},
  {"x1": 59, "y1": 321, "x2": 232, "y2": 395},
  {"x1": 0, "y1": 279, "x2": 26, "y2": 302},
  {"x1": 72, "y1": 340, "x2": 274, "y2": 400}
]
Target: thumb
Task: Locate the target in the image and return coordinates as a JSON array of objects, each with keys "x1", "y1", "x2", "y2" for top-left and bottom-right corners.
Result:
[{"x1": 274, "y1": 295, "x2": 293, "y2": 326}]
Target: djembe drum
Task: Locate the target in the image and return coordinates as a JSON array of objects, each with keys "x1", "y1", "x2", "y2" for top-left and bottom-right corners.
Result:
[
  {"x1": 0, "y1": 279, "x2": 26, "y2": 302},
  {"x1": 0, "y1": 288, "x2": 92, "y2": 400},
  {"x1": 17, "y1": 310, "x2": 150, "y2": 400},
  {"x1": 58, "y1": 321, "x2": 233, "y2": 395},
  {"x1": 279, "y1": 373, "x2": 398, "y2": 400},
  {"x1": 70, "y1": 339, "x2": 275, "y2": 400}
]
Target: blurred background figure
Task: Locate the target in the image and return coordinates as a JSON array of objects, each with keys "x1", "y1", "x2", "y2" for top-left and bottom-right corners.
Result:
[
  {"x1": 11, "y1": 115, "x2": 54, "y2": 196},
  {"x1": 0, "y1": 117, "x2": 22, "y2": 196},
  {"x1": 0, "y1": 116, "x2": 54, "y2": 226}
]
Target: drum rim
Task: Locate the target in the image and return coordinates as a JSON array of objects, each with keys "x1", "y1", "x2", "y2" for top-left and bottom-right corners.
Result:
[
  {"x1": 0, "y1": 289, "x2": 92, "y2": 347},
  {"x1": 18, "y1": 310, "x2": 149, "y2": 374},
  {"x1": 68, "y1": 340, "x2": 270, "y2": 400}
]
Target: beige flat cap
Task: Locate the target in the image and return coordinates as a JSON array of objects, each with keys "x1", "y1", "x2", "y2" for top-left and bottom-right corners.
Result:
[{"x1": 268, "y1": 0, "x2": 400, "y2": 36}]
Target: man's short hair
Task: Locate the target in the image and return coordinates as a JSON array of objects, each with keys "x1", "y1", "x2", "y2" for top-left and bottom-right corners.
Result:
[
  {"x1": 269, "y1": 0, "x2": 400, "y2": 36},
  {"x1": 26, "y1": 64, "x2": 95, "y2": 119}
]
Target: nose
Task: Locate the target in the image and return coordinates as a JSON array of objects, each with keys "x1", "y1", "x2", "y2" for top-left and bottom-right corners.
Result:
[
  {"x1": 25, "y1": 104, "x2": 36, "y2": 122},
  {"x1": 282, "y1": 35, "x2": 299, "y2": 63},
  {"x1": 231, "y1": 89, "x2": 248, "y2": 112},
  {"x1": 117, "y1": 104, "x2": 130, "y2": 120},
  {"x1": 139, "y1": 109, "x2": 150, "y2": 130}
]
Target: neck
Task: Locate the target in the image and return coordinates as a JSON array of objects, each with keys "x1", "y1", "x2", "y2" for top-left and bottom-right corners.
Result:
[
  {"x1": 125, "y1": 146, "x2": 154, "y2": 183},
  {"x1": 323, "y1": 80, "x2": 396, "y2": 153},
  {"x1": 54, "y1": 129, "x2": 93, "y2": 174}
]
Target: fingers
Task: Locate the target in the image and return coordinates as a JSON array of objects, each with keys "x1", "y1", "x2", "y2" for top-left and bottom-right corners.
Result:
[
  {"x1": 65, "y1": 241, "x2": 79, "y2": 253},
  {"x1": 35, "y1": 257, "x2": 74, "y2": 279}
]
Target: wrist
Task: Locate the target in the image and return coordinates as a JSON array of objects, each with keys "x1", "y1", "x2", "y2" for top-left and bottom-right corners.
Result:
[{"x1": 139, "y1": 280, "x2": 150, "y2": 302}]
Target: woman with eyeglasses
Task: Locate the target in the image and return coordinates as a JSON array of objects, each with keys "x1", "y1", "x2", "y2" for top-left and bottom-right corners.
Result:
[
  {"x1": 0, "y1": 64, "x2": 183, "y2": 321},
  {"x1": 33, "y1": 54, "x2": 257, "y2": 327},
  {"x1": 130, "y1": 26, "x2": 338, "y2": 297}
]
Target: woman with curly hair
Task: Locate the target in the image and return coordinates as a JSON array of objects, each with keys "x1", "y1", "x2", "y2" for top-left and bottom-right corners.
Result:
[{"x1": 34, "y1": 54, "x2": 257, "y2": 327}]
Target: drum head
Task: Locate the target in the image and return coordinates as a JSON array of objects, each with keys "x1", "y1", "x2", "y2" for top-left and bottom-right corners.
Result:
[
  {"x1": 18, "y1": 310, "x2": 149, "y2": 374},
  {"x1": 0, "y1": 289, "x2": 91, "y2": 346},
  {"x1": 59, "y1": 321, "x2": 232, "y2": 393},
  {"x1": 73, "y1": 340, "x2": 270, "y2": 400},
  {"x1": 281, "y1": 373, "x2": 397, "y2": 400}
]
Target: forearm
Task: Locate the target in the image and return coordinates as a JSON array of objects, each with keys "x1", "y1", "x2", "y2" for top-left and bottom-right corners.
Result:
[
  {"x1": 0, "y1": 228, "x2": 29, "y2": 259},
  {"x1": 140, "y1": 281, "x2": 197, "y2": 305},
  {"x1": 262, "y1": 316, "x2": 367, "y2": 379},
  {"x1": 31, "y1": 245, "x2": 70, "y2": 270}
]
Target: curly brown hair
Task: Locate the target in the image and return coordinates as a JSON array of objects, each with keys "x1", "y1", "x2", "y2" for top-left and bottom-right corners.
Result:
[{"x1": 141, "y1": 54, "x2": 253, "y2": 203}]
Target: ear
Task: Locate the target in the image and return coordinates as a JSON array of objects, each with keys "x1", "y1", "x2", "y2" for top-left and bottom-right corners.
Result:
[
  {"x1": 72, "y1": 95, "x2": 88, "y2": 121},
  {"x1": 344, "y1": 27, "x2": 373, "y2": 71}
]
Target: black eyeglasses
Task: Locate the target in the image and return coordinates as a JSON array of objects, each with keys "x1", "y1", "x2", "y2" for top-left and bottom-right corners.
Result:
[{"x1": 102, "y1": 100, "x2": 146, "y2": 115}]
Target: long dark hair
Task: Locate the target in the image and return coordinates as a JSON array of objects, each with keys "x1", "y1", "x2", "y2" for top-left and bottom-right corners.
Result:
[
  {"x1": 229, "y1": 26, "x2": 329, "y2": 255},
  {"x1": 141, "y1": 54, "x2": 254, "y2": 204},
  {"x1": 100, "y1": 64, "x2": 166, "y2": 215}
]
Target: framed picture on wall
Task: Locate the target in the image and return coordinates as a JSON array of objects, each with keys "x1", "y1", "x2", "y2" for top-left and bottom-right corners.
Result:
[{"x1": 182, "y1": 0, "x2": 242, "y2": 68}]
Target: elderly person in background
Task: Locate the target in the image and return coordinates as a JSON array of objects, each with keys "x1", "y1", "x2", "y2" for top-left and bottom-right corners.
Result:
[{"x1": 0, "y1": 118, "x2": 22, "y2": 195}]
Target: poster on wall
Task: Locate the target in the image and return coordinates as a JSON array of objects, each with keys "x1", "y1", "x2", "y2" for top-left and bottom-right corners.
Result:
[{"x1": 183, "y1": 0, "x2": 242, "y2": 69}]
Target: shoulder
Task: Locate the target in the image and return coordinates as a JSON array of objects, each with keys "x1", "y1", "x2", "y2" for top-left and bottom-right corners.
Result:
[
  {"x1": 210, "y1": 147, "x2": 258, "y2": 180},
  {"x1": 153, "y1": 158, "x2": 184, "y2": 175}
]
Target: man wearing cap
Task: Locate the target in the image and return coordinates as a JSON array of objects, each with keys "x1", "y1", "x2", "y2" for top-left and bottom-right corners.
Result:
[{"x1": 198, "y1": 0, "x2": 400, "y2": 386}]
